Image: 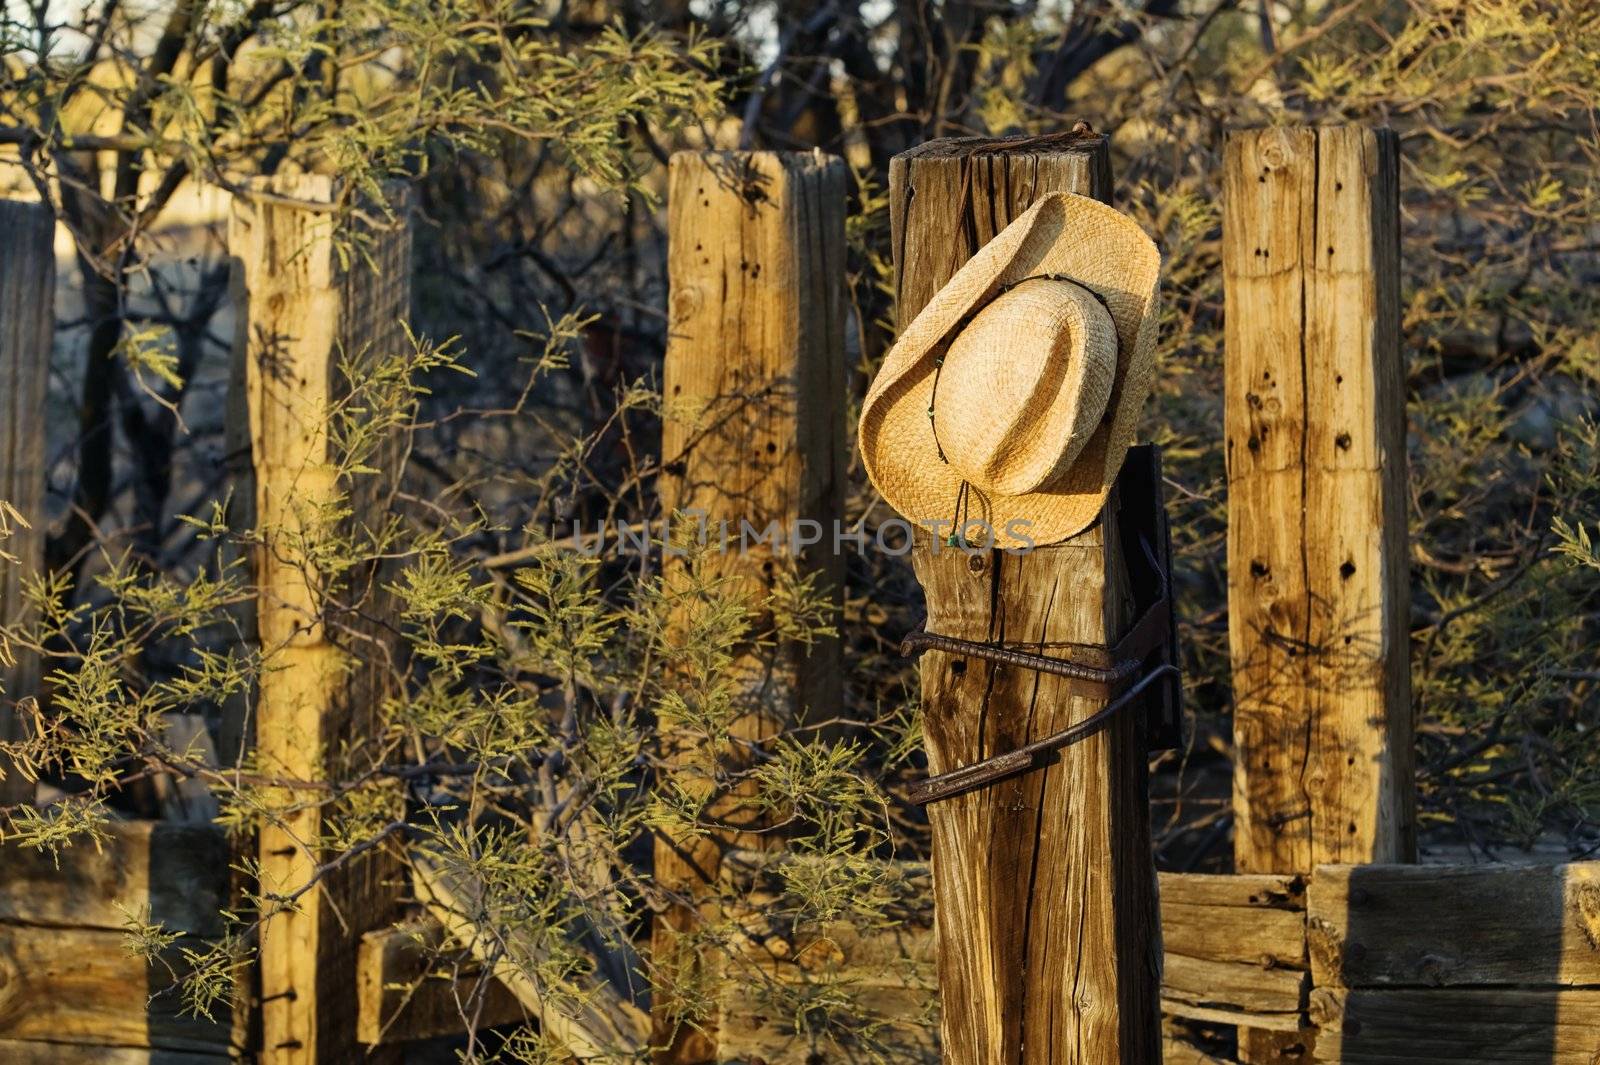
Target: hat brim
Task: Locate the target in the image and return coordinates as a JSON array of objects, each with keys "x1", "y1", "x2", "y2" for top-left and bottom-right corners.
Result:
[{"x1": 860, "y1": 192, "x2": 1161, "y2": 549}]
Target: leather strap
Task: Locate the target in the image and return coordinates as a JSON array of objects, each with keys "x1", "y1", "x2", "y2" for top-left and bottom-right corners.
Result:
[
  {"x1": 901, "y1": 530, "x2": 1180, "y2": 805},
  {"x1": 908, "y1": 665, "x2": 1180, "y2": 805}
]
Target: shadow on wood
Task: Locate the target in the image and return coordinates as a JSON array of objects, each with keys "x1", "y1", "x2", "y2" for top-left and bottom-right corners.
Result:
[
  {"x1": 0, "y1": 823, "x2": 242, "y2": 1062},
  {"x1": 1307, "y1": 863, "x2": 1600, "y2": 1062}
]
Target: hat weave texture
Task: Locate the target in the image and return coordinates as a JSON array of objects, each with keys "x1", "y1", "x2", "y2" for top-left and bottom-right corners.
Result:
[{"x1": 860, "y1": 192, "x2": 1161, "y2": 548}]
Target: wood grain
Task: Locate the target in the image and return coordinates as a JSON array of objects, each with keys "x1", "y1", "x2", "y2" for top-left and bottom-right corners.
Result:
[
  {"x1": 1309, "y1": 862, "x2": 1600, "y2": 989},
  {"x1": 0, "y1": 923, "x2": 243, "y2": 1054},
  {"x1": 1161, "y1": 871, "x2": 1306, "y2": 967},
  {"x1": 909, "y1": 527, "x2": 1160, "y2": 1064},
  {"x1": 1223, "y1": 126, "x2": 1413, "y2": 1062},
  {"x1": 717, "y1": 853, "x2": 938, "y2": 1063},
  {"x1": 0, "y1": 199, "x2": 54, "y2": 807},
  {"x1": 654, "y1": 150, "x2": 848, "y2": 1064},
  {"x1": 0, "y1": 1041, "x2": 231, "y2": 1064},
  {"x1": 1161, "y1": 955, "x2": 1307, "y2": 1032},
  {"x1": 1224, "y1": 125, "x2": 1413, "y2": 876},
  {"x1": 711, "y1": 854, "x2": 1600, "y2": 1062},
  {"x1": 355, "y1": 917, "x2": 525, "y2": 1045},
  {"x1": 1160, "y1": 872, "x2": 1308, "y2": 1032},
  {"x1": 888, "y1": 136, "x2": 1110, "y2": 324},
  {"x1": 0, "y1": 821, "x2": 229, "y2": 934},
  {"x1": 717, "y1": 855, "x2": 1310, "y2": 1057},
  {"x1": 233, "y1": 175, "x2": 411, "y2": 1065},
  {"x1": 890, "y1": 132, "x2": 1161, "y2": 1065},
  {"x1": 1310, "y1": 987, "x2": 1600, "y2": 1063}
]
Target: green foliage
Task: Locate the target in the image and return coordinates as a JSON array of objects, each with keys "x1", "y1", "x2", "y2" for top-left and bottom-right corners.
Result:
[
  {"x1": 1553, "y1": 419, "x2": 1600, "y2": 572},
  {"x1": 950, "y1": 0, "x2": 1600, "y2": 852},
  {"x1": 1, "y1": 0, "x2": 1598, "y2": 1058}
]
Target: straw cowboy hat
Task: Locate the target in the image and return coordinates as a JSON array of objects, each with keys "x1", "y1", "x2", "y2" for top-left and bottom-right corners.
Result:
[{"x1": 860, "y1": 192, "x2": 1161, "y2": 549}]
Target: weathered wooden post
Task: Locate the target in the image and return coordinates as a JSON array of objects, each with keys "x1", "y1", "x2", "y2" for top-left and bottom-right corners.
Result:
[
  {"x1": 887, "y1": 132, "x2": 1165, "y2": 1064},
  {"x1": 0, "y1": 200, "x2": 53, "y2": 808},
  {"x1": 1224, "y1": 125, "x2": 1414, "y2": 1061},
  {"x1": 233, "y1": 175, "x2": 412, "y2": 1064},
  {"x1": 653, "y1": 150, "x2": 848, "y2": 1063}
]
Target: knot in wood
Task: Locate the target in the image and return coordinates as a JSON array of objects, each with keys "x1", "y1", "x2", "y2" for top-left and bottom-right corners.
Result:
[
  {"x1": 1418, "y1": 953, "x2": 1450, "y2": 986},
  {"x1": 670, "y1": 285, "x2": 702, "y2": 326},
  {"x1": 1260, "y1": 136, "x2": 1293, "y2": 170}
]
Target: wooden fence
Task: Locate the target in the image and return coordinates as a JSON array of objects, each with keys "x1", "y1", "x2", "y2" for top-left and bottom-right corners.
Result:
[{"x1": 0, "y1": 127, "x2": 1596, "y2": 1064}]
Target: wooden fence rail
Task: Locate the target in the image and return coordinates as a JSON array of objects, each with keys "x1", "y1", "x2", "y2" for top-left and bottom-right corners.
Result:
[
  {"x1": 705, "y1": 855, "x2": 1600, "y2": 1065},
  {"x1": 3, "y1": 821, "x2": 1592, "y2": 1064},
  {"x1": 0, "y1": 823, "x2": 244, "y2": 1062}
]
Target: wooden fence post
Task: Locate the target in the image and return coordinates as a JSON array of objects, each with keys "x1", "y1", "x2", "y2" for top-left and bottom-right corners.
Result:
[
  {"x1": 1224, "y1": 125, "x2": 1414, "y2": 1061},
  {"x1": 889, "y1": 132, "x2": 1162, "y2": 1064},
  {"x1": 652, "y1": 151, "x2": 848, "y2": 1063},
  {"x1": 0, "y1": 201, "x2": 54, "y2": 808},
  {"x1": 233, "y1": 176, "x2": 412, "y2": 1064}
]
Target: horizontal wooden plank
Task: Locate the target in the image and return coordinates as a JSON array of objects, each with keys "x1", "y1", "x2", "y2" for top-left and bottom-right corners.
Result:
[
  {"x1": 1160, "y1": 871, "x2": 1306, "y2": 912},
  {"x1": 1163, "y1": 871, "x2": 1308, "y2": 978},
  {"x1": 1165, "y1": 900, "x2": 1306, "y2": 971},
  {"x1": 717, "y1": 857, "x2": 1310, "y2": 1040},
  {"x1": 0, "y1": 822, "x2": 230, "y2": 935},
  {"x1": 718, "y1": 984, "x2": 939, "y2": 1064},
  {"x1": 1162, "y1": 954, "x2": 1308, "y2": 1031},
  {"x1": 0, "y1": 923, "x2": 241, "y2": 1053},
  {"x1": 719, "y1": 904, "x2": 939, "y2": 1062},
  {"x1": 1311, "y1": 987, "x2": 1600, "y2": 1063},
  {"x1": 356, "y1": 918, "x2": 525, "y2": 1045},
  {"x1": 0, "y1": 1040, "x2": 232, "y2": 1064},
  {"x1": 1309, "y1": 862, "x2": 1600, "y2": 988}
]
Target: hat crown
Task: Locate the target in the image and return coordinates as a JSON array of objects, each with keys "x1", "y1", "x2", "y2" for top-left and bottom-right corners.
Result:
[
  {"x1": 855, "y1": 191, "x2": 1162, "y2": 549},
  {"x1": 933, "y1": 278, "x2": 1118, "y2": 497}
]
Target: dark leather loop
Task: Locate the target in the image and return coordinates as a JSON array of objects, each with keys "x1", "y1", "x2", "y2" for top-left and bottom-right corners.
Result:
[
  {"x1": 901, "y1": 528, "x2": 1182, "y2": 805},
  {"x1": 908, "y1": 665, "x2": 1180, "y2": 805}
]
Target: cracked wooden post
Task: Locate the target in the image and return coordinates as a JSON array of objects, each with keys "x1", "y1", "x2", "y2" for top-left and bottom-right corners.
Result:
[
  {"x1": 652, "y1": 150, "x2": 848, "y2": 1064},
  {"x1": 1223, "y1": 125, "x2": 1414, "y2": 1062},
  {"x1": 0, "y1": 200, "x2": 53, "y2": 808},
  {"x1": 234, "y1": 176, "x2": 412, "y2": 1065},
  {"x1": 889, "y1": 132, "x2": 1162, "y2": 1065}
]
